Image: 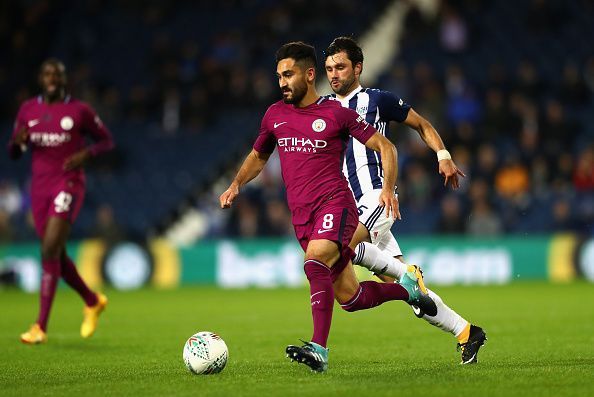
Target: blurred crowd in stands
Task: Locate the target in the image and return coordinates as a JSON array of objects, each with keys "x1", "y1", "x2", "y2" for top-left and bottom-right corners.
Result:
[{"x1": 1, "y1": 0, "x2": 594, "y2": 243}]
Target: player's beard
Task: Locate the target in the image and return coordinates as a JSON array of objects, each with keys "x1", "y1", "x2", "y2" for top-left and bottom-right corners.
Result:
[
  {"x1": 282, "y1": 80, "x2": 307, "y2": 104},
  {"x1": 331, "y1": 75, "x2": 356, "y2": 96}
]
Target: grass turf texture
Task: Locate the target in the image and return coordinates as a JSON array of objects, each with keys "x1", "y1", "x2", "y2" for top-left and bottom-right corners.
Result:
[{"x1": 1, "y1": 282, "x2": 593, "y2": 397}]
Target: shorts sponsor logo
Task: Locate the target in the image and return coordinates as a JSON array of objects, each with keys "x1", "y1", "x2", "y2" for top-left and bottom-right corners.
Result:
[
  {"x1": 317, "y1": 229, "x2": 333, "y2": 234},
  {"x1": 60, "y1": 116, "x2": 74, "y2": 130},
  {"x1": 311, "y1": 119, "x2": 326, "y2": 132}
]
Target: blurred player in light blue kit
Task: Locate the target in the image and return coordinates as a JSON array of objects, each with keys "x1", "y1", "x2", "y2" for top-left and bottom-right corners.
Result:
[{"x1": 324, "y1": 36, "x2": 486, "y2": 364}]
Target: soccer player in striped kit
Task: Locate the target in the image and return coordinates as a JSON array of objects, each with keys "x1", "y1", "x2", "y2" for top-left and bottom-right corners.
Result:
[
  {"x1": 220, "y1": 42, "x2": 436, "y2": 372},
  {"x1": 8, "y1": 59, "x2": 113, "y2": 344},
  {"x1": 324, "y1": 36, "x2": 487, "y2": 364}
]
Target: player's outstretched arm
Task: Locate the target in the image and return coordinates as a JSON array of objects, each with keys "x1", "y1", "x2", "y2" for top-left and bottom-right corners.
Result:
[
  {"x1": 364, "y1": 133, "x2": 400, "y2": 220},
  {"x1": 220, "y1": 149, "x2": 271, "y2": 209},
  {"x1": 403, "y1": 109, "x2": 465, "y2": 189}
]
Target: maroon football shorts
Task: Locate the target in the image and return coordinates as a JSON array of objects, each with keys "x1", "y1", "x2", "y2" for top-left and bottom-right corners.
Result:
[
  {"x1": 293, "y1": 190, "x2": 358, "y2": 281},
  {"x1": 31, "y1": 179, "x2": 85, "y2": 237}
]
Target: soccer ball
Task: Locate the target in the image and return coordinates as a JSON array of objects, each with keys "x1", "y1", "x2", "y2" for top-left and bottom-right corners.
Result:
[{"x1": 183, "y1": 331, "x2": 228, "y2": 375}]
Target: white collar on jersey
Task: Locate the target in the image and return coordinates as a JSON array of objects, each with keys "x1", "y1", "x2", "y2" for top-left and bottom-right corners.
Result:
[
  {"x1": 336, "y1": 85, "x2": 363, "y2": 104},
  {"x1": 36, "y1": 94, "x2": 71, "y2": 104}
]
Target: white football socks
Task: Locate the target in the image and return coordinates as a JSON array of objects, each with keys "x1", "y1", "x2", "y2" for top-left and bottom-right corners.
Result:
[
  {"x1": 423, "y1": 289, "x2": 469, "y2": 337},
  {"x1": 353, "y1": 241, "x2": 469, "y2": 337},
  {"x1": 353, "y1": 242, "x2": 408, "y2": 279}
]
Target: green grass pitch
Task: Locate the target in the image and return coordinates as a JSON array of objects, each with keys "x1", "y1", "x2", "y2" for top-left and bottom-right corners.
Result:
[{"x1": 1, "y1": 282, "x2": 593, "y2": 396}]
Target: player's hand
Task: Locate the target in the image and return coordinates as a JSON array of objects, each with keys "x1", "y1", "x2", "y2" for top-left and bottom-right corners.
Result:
[
  {"x1": 63, "y1": 149, "x2": 90, "y2": 171},
  {"x1": 220, "y1": 184, "x2": 239, "y2": 209},
  {"x1": 439, "y1": 159, "x2": 466, "y2": 189},
  {"x1": 13, "y1": 126, "x2": 29, "y2": 146},
  {"x1": 379, "y1": 188, "x2": 401, "y2": 220}
]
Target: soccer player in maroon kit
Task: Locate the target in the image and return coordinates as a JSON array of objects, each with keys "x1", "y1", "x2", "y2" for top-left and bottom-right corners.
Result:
[
  {"x1": 220, "y1": 42, "x2": 436, "y2": 372},
  {"x1": 8, "y1": 59, "x2": 114, "y2": 344}
]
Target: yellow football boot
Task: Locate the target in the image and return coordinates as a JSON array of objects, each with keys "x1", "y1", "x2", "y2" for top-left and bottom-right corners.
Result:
[
  {"x1": 81, "y1": 293, "x2": 108, "y2": 338},
  {"x1": 20, "y1": 323, "x2": 47, "y2": 345}
]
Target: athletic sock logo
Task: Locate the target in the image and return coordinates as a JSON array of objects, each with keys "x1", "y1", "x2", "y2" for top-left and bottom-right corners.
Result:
[{"x1": 310, "y1": 290, "x2": 325, "y2": 306}]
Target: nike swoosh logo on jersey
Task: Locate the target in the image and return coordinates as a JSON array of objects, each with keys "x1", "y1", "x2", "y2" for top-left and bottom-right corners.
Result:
[
  {"x1": 317, "y1": 229, "x2": 333, "y2": 234},
  {"x1": 274, "y1": 122, "x2": 287, "y2": 128},
  {"x1": 27, "y1": 119, "x2": 40, "y2": 128}
]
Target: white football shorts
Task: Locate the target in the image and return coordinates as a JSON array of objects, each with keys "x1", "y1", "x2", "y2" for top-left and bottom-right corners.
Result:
[{"x1": 356, "y1": 188, "x2": 403, "y2": 257}]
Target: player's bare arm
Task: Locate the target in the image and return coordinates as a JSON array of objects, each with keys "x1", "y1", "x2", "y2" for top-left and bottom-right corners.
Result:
[
  {"x1": 13, "y1": 126, "x2": 29, "y2": 146},
  {"x1": 220, "y1": 149, "x2": 271, "y2": 209},
  {"x1": 8, "y1": 125, "x2": 29, "y2": 159},
  {"x1": 363, "y1": 133, "x2": 400, "y2": 220},
  {"x1": 404, "y1": 109, "x2": 465, "y2": 189},
  {"x1": 63, "y1": 148, "x2": 91, "y2": 171}
]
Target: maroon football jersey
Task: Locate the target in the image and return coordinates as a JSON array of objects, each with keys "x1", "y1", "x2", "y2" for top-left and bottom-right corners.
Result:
[
  {"x1": 9, "y1": 95, "x2": 114, "y2": 192},
  {"x1": 253, "y1": 97, "x2": 376, "y2": 224}
]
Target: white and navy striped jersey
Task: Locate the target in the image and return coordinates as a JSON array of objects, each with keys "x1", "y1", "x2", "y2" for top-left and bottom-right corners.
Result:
[{"x1": 329, "y1": 86, "x2": 411, "y2": 201}]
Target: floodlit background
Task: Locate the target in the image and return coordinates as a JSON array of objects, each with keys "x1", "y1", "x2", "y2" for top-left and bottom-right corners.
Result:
[
  {"x1": 1, "y1": 0, "x2": 593, "y2": 289},
  {"x1": 1, "y1": 1, "x2": 594, "y2": 396}
]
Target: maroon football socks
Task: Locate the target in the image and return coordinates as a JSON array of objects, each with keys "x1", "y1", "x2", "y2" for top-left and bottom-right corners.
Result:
[
  {"x1": 341, "y1": 281, "x2": 409, "y2": 312},
  {"x1": 303, "y1": 260, "x2": 335, "y2": 348},
  {"x1": 37, "y1": 259, "x2": 60, "y2": 331},
  {"x1": 61, "y1": 255, "x2": 98, "y2": 307}
]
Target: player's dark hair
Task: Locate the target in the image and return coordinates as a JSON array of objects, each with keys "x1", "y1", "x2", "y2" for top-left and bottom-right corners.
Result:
[
  {"x1": 275, "y1": 42, "x2": 317, "y2": 69},
  {"x1": 325, "y1": 36, "x2": 364, "y2": 67},
  {"x1": 40, "y1": 58, "x2": 67, "y2": 75}
]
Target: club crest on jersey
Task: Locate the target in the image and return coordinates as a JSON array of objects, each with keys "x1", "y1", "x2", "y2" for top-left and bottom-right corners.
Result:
[
  {"x1": 311, "y1": 118, "x2": 326, "y2": 132},
  {"x1": 60, "y1": 116, "x2": 74, "y2": 131}
]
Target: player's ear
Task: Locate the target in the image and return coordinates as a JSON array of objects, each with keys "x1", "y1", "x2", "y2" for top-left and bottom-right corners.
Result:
[
  {"x1": 306, "y1": 67, "x2": 316, "y2": 83},
  {"x1": 354, "y1": 62, "x2": 363, "y2": 78}
]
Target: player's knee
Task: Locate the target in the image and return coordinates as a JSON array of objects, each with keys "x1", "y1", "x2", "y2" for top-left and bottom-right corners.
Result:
[
  {"x1": 305, "y1": 246, "x2": 340, "y2": 266},
  {"x1": 41, "y1": 241, "x2": 63, "y2": 260}
]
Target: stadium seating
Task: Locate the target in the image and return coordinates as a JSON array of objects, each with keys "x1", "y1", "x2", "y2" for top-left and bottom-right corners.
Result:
[{"x1": 1, "y1": 1, "x2": 593, "y2": 240}]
